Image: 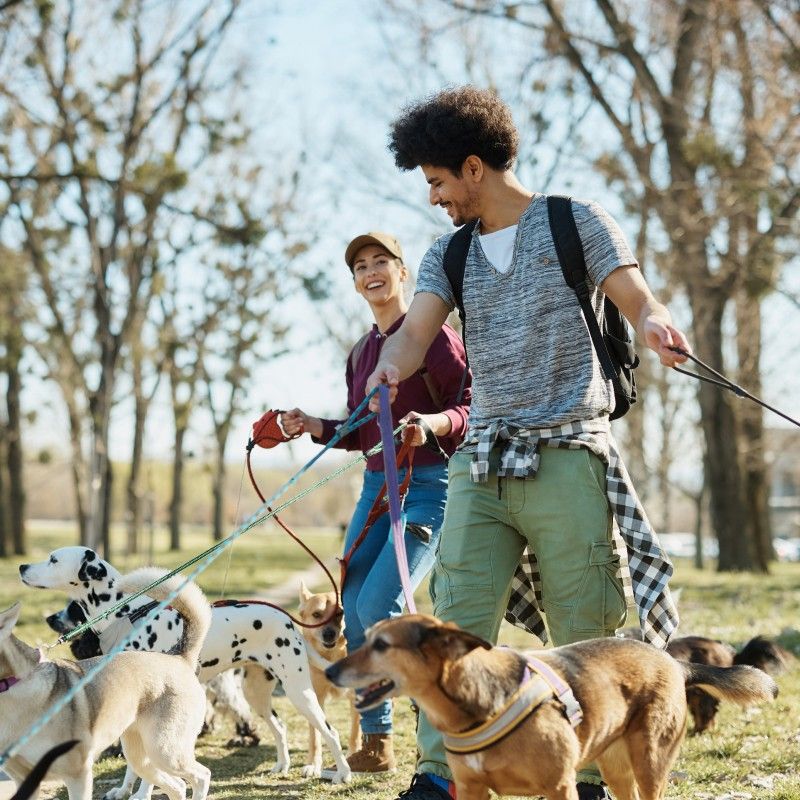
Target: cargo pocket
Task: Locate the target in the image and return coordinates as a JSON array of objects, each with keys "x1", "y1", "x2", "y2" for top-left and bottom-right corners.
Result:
[
  {"x1": 428, "y1": 557, "x2": 451, "y2": 617},
  {"x1": 570, "y1": 541, "x2": 627, "y2": 635}
]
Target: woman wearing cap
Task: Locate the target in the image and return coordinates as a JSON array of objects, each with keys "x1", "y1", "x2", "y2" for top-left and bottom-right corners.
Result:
[{"x1": 281, "y1": 232, "x2": 471, "y2": 775}]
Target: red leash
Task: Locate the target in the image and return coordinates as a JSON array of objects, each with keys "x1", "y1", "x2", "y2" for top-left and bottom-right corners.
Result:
[
  {"x1": 246, "y1": 410, "x2": 341, "y2": 629},
  {"x1": 339, "y1": 440, "x2": 415, "y2": 591},
  {"x1": 246, "y1": 410, "x2": 415, "y2": 629}
]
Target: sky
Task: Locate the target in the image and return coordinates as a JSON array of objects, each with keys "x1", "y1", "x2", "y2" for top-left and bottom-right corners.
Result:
[{"x1": 19, "y1": 0, "x2": 800, "y2": 477}]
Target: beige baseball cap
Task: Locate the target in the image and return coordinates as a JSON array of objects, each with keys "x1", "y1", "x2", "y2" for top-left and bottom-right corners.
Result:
[{"x1": 344, "y1": 231, "x2": 404, "y2": 270}]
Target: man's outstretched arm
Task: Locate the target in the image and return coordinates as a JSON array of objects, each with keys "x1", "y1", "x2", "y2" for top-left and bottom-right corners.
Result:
[
  {"x1": 366, "y1": 291, "x2": 451, "y2": 410},
  {"x1": 602, "y1": 265, "x2": 691, "y2": 367}
]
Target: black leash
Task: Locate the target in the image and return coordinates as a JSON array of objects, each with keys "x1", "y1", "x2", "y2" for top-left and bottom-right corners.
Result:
[{"x1": 668, "y1": 346, "x2": 800, "y2": 429}]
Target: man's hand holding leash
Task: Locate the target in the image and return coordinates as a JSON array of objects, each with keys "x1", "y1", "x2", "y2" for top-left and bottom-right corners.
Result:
[{"x1": 366, "y1": 364, "x2": 401, "y2": 412}]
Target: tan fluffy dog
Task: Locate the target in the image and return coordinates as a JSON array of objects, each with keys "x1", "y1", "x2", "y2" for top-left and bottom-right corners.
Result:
[
  {"x1": 0, "y1": 568, "x2": 211, "y2": 800},
  {"x1": 297, "y1": 581, "x2": 361, "y2": 772},
  {"x1": 326, "y1": 614, "x2": 778, "y2": 800}
]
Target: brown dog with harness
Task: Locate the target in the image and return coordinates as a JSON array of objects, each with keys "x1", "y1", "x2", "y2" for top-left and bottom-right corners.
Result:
[{"x1": 325, "y1": 613, "x2": 778, "y2": 800}]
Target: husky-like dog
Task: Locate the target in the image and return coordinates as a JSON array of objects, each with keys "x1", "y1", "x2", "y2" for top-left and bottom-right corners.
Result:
[{"x1": 1, "y1": 568, "x2": 211, "y2": 800}]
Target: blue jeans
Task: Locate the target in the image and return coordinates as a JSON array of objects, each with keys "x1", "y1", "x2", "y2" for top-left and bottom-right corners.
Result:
[{"x1": 342, "y1": 463, "x2": 448, "y2": 734}]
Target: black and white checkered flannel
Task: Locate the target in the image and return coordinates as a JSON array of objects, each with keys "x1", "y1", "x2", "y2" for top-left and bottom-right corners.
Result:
[{"x1": 462, "y1": 418, "x2": 679, "y2": 649}]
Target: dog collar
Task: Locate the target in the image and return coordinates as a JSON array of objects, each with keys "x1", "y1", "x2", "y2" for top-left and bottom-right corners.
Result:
[
  {"x1": 0, "y1": 648, "x2": 44, "y2": 694},
  {"x1": 443, "y1": 656, "x2": 583, "y2": 755}
]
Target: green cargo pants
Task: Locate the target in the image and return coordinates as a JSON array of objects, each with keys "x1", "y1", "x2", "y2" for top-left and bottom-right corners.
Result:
[{"x1": 417, "y1": 447, "x2": 627, "y2": 786}]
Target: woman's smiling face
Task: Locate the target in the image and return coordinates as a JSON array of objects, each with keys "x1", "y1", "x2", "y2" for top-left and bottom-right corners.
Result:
[{"x1": 351, "y1": 244, "x2": 407, "y2": 307}]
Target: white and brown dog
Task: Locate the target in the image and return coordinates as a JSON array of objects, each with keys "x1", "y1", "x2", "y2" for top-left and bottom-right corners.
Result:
[
  {"x1": 326, "y1": 614, "x2": 778, "y2": 800},
  {"x1": 297, "y1": 581, "x2": 361, "y2": 773},
  {"x1": 19, "y1": 546, "x2": 351, "y2": 788}
]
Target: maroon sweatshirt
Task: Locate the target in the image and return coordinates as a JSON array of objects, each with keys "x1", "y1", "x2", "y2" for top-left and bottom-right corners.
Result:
[{"x1": 314, "y1": 316, "x2": 471, "y2": 470}]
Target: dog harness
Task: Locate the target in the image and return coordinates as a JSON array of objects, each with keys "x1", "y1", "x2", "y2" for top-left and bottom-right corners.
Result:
[
  {"x1": 442, "y1": 656, "x2": 583, "y2": 755},
  {"x1": 0, "y1": 648, "x2": 45, "y2": 694}
]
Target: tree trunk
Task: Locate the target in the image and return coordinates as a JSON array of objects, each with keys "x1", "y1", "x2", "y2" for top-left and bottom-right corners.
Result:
[
  {"x1": 693, "y1": 467, "x2": 707, "y2": 570},
  {"x1": 126, "y1": 383, "x2": 147, "y2": 555},
  {"x1": 87, "y1": 342, "x2": 118, "y2": 553},
  {"x1": 0, "y1": 431, "x2": 8, "y2": 558},
  {"x1": 212, "y1": 444, "x2": 226, "y2": 542},
  {"x1": 65, "y1": 401, "x2": 89, "y2": 545},
  {"x1": 735, "y1": 296, "x2": 771, "y2": 571},
  {"x1": 5, "y1": 345, "x2": 25, "y2": 554},
  {"x1": 169, "y1": 425, "x2": 187, "y2": 552},
  {"x1": 101, "y1": 457, "x2": 113, "y2": 558},
  {"x1": 690, "y1": 290, "x2": 753, "y2": 570}
]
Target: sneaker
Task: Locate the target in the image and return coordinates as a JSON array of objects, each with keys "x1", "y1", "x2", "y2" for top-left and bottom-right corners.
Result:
[
  {"x1": 395, "y1": 772, "x2": 455, "y2": 800},
  {"x1": 577, "y1": 782, "x2": 610, "y2": 799}
]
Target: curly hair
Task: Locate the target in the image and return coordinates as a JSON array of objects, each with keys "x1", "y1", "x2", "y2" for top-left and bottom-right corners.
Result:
[{"x1": 389, "y1": 85, "x2": 519, "y2": 175}]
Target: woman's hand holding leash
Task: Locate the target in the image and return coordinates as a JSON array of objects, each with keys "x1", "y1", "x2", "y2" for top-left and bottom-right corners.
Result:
[{"x1": 281, "y1": 408, "x2": 323, "y2": 439}]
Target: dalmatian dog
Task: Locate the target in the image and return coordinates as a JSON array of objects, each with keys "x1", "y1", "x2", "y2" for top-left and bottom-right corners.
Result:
[{"x1": 20, "y1": 546, "x2": 351, "y2": 793}]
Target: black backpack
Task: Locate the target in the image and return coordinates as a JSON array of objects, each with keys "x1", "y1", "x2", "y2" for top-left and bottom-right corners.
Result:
[{"x1": 442, "y1": 194, "x2": 639, "y2": 420}]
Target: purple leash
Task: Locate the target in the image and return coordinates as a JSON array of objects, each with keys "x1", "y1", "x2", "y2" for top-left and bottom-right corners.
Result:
[{"x1": 377, "y1": 383, "x2": 417, "y2": 613}]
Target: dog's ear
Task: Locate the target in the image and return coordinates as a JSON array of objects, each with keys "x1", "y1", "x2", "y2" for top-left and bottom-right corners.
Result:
[
  {"x1": 0, "y1": 602, "x2": 22, "y2": 641},
  {"x1": 78, "y1": 550, "x2": 108, "y2": 583},
  {"x1": 299, "y1": 580, "x2": 312, "y2": 602},
  {"x1": 417, "y1": 620, "x2": 492, "y2": 660}
]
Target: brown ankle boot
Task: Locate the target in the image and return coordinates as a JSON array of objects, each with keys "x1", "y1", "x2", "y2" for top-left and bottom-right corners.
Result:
[{"x1": 345, "y1": 732, "x2": 396, "y2": 773}]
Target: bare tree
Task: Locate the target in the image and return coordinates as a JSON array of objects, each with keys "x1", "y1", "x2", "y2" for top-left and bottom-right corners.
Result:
[
  {"x1": 0, "y1": 248, "x2": 27, "y2": 553},
  {"x1": 0, "y1": 0, "x2": 250, "y2": 551}
]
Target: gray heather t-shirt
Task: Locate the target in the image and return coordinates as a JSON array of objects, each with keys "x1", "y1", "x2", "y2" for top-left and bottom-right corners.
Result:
[{"x1": 415, "y1": 194, "x2": 638, "y2": 429}]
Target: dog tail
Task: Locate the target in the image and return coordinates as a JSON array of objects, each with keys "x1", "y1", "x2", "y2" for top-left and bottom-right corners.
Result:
[
  {"x1": 681, "y1": 661, "x2": 778, "y2": 707},
  {"x1": 118, "y1": 567, "x2": 212, "y2": 665},
  {"x1": 734, "y1": 636, "x2": 794, "y2": 676},
  {"x1": 11, "y1": 740, "x2": 79, "y2": 800}
]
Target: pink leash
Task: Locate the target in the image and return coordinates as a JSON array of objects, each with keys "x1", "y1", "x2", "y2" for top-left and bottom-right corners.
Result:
[{"x1": 377, "y1": 383, "x2": 417, "y2": 613}]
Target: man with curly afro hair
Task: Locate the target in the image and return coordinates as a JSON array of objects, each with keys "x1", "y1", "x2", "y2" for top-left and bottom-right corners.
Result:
[{"x1": 367, "y1": 86, "x2": 691, "y2": 800}]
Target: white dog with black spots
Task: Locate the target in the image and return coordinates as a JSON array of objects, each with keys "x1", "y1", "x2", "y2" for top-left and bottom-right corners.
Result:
[{"x1": 19, "y1": 547, "x2": 351, "y2": 797}]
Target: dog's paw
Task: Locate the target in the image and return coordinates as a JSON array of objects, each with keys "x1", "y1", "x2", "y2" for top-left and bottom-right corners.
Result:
[
  {"x1": 269, "y1": 762, "x2": 290, "y2": 776},
  {"x1": 102, "y1": 790, "x2": 127, "y2": 800},
  {"x1": 300, "y1": 763, "x2": 321, "y2": 779},
  {"x1": 329, "y1": 768, "x2": 352, "y2": 785}
]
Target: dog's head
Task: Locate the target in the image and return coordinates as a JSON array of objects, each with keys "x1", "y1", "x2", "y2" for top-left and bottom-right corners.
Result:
[
  {"x1": 734, "y1": 636, "x2": 794, "y2": 676},
  {"x1": 45, "y1": 601, "x2": 102, "y2": 660},
  {"x1": 298, "y1": 581, "x2": 344, "y2": 651},
  {"x1": 46, "y1": 600, "x2": 88, "y2": 635},
  {"x1": 325, "y1": 613, "x2": 491, "y2": 710},
  {"x1": 19, "y1": 547, "x2": 110, "y2": 591}
]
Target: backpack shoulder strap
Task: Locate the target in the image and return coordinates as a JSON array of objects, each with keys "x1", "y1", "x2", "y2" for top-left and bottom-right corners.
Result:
[
  {"x1": 347, "y1": 332, "x2": 372, "y2": 375},
  {"x1": 442, "y1": 220, "x2": 478, "y2": 323},
  {"x1": 546, "y1": 195, "x2": 617, "y2": 382}
]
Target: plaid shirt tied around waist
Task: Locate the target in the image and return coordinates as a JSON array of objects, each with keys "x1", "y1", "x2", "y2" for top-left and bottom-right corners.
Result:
[{"x1": 462, "y1": 418, "x2": 679, "y2": 649}]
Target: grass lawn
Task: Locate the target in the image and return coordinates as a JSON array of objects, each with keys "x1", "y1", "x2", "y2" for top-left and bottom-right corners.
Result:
[{"x1": 1, "y1": 522, "x2": 799, "y2": 799}]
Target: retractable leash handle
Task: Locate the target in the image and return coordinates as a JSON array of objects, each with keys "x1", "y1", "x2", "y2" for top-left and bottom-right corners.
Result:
[{"x1": 668, "y1": 346, "x2": 800, "y2": 429}]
